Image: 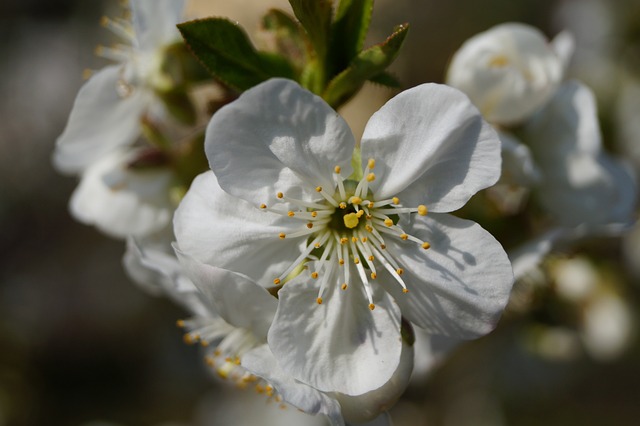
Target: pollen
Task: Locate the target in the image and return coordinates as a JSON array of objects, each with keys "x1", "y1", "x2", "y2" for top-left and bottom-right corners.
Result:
[
  {"x1": 339, "y1": 259, "x2": 344, "y2": 265},
  {"x1": 370, "y1": 272, "x2": 377, "y2": 279},
  {"x1": 367, "y1": 159, "x2": 376, "y2": 169},
  {"x1": 400, "y1": 233, "x2": 409, "y2": 240},
  {"x1": 311, "y1": 211, "x2": 318, "y2": 218},
  {"x1": 365, "y1": 225, "x2": 373, "y2": 232},
  {"x1": 396, "y1": 268, "x2": 404, "y2": 275},
  {"x1": 343, "y1": 212, "x2": 360, "y2": 229},
  {"x1": 334, "y1": 165, "x2": 341, "y2": 174},
  {"x1": 287, "y1": 211, "x2": 295, "y2": 217},
  {"x1": 340, "y1": 237, "x2": 348, "y2": 244},
  {"x1": 277, "y1": 192, "x2": 284, "y2": 198},
  {"x1": 279, "y1": 233, "x2": 286, "y2": 239},
  {"x1": 339, "y1": 202, "x2": 347, "y2": 209},
  {"x1": 316, "y1": 297, "x2": 323, "y2": 305},
  {"x1": 341, "y1": 283, "x2": 348, "y2": 290},
  {"x1": 418, "y1": 205, "x2": 428, "y2": 216},
  {"x1": 315, "y1": 186, "x2": 323, "y2": 192},
  {"x1": 392, "y1": 197, "x2": 400, "y2": 204},
  {"x1": 273, "y1": 278, "x2": 281, "y2": 285},
  {"x1": 311, "y1": 272, "x2": 319, "y2": 279},
  {"x1": 369, "y1": 303, "x2": 376, "y2": 311},
  {"x1": 384, "y1": 218, "x2": 393, "y2": 227},
  {"x1": 362, "y1": 237, "x2": 368, "y2": 243},
  {"x1": 366, "y1": 173, "x2": 376, "y2": 182},
  {"x1": 260, "y1": 203, "x2": 267, "y2": 209},
  {"x1": 402, "y1": 288, "x2": 410, "y2": 294},
  {"x1": 368, "y1": 255, "x2": 374, "y2": 261},
  {"x1": 422, "y1": 242, "x2": 431, "y2": 249}
]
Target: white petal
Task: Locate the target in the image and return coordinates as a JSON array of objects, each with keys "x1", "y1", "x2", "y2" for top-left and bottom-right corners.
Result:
[
  {"x1": 446, "y1": 23, "x2": 564, "y2": 126},
  {"x1": 130, "y1": 0, "x2": 184, "y2": 51},
  {"x1": 53, "y1": 66, "x2": 148, "y2": 174},
  {"x1": 174, "y1": 246, "x2": 277, "y2": 340},
  {"x1": 334, "y1": 336, "x2": 413, "y2": 424},
  {"x1": 524, "y1": 81, "x2": 637, "y2": 226},
  {"x1": 361, "y1": 83, "x2": 501, "y2": 213},
  {"x1": 499, "y1": 130, "x2": 541, "y2": 186},
  {"x1": 551, "y1": 30, "x2": 575, "y2": 75},
  {"x1": 123, "y1": 238, "x2": 210, "y2": 318},
  {"x1": 241, "y1": 344, "x2": 345, "y2": 426},
  {"x1": 268, "y1": 264, "x2": 403, "y2": 396},
  {"x1": 380, "y1": 213, "x2": 513, "y2": 339},
  {"x1": 69, "y1": 149, "x2": 173, "y2": 239},
  {"x1": 205, "y1": 79, "x2": 355, "y2": 206},
  {"x1": 173, "y1": 171, "x2": 304, "y2": 284}
]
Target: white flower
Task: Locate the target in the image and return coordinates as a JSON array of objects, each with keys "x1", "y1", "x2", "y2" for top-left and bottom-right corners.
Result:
[
  {"x1": 53, "y1": 0, "x2": 185, "y2": 174},
  {"x1": 69, "y1": 148, "x2": 175, "y2": 238},
  {"x1": 446, "y1": 23, "x2": 568, "y2": 126},
  {"x1": 174, "y1": 79, "x2": 514, "y2": 400}
]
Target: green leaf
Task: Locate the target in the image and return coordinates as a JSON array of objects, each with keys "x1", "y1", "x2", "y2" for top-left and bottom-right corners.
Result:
[
  {"x1": 288, "y1": 0, "x2": 333, "y2": 61},
  {"x1": 329, "y1": 0, "x2": 374, "y2": 73},
  {"x1": 323, "y1": 23, "x2": 409, "y2": 108},
  {"x1": 368, "y1": 71, "x2": 401, "y2": 88},
  {"x1": 260, "y1": 9, "x2": 309, "y2": 74},
  {"x1": 177, "y1": 18, "x2": 295, "y2": 92}
]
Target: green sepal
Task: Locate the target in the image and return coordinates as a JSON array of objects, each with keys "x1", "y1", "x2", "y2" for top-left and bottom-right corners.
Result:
[
  {"x1": 368, "y1": 71, "x2": 401, "y2": 88},
  {"x1": 155, "y1": 89, "x2": 197, "y2": 126},
  {"x1": 177, "y1": 18, "x2": 295, "y2": 92},
  {"x1": 288, "y1": 0, "x2": 333, "y2": 61},
  {"x1": 329, "y1": 0, "x2": 374, "y2": 73},
  {"x1": 322, "y1": 23, "x2": 409, "y2": 108},
  {"x1": 261, "y1": 9, "x2": 309, "y2": 75}
]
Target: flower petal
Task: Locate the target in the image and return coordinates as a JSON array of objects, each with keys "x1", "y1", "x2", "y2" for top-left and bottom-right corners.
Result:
[
  {"x1": 205, "y1": 78, "x2": 355, "y2": 206},
  {"x1": 524, "y1": 81, "x2": 637, "y2": 226},
  {"x1": 174, "y1": 246, "x2": 277, "y2": 340},
  {"x1": 268, "y1": 263, "x2": 403, "y2": 396},
  {"x1": 69, "y1": 149, "x2": 173, "y2": 238},
  {"x1": 53, "y1": 65, "x2": 148, "y2": 174},
  {"x1": 361, "y1": 83, "x2": 500, "y2": 213},
  {"x1": 379, "y1": 213, "x2": 513, "y2": 339},
  {"x1": 241, "y1": 344, "x2": 345, "y2": 426},
  {"x1": 130, "y1": 0, "x2": 184, "y2": 51},
  {"x1": 173, "y1": 171, "x2": 304, "y2": 285},
  {"x1": 499, "y1": 130, "x2": 541, "y2": 186}
]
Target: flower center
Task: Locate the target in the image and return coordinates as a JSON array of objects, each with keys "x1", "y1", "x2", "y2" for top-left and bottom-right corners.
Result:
[{"x1": 260, "y1": 158, "x2": 431, "y2": 310}]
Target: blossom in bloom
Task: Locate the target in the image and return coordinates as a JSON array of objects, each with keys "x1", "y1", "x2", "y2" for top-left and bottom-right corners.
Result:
[
  {"x1": 53, "y1": 0, "x2": 185, "y2": 174},
  {"x1": 174, "y1": 78, "x2": 514, "y2": 405},
  {"x1": 446, "y1": 22, "x2": 569, "y2": 127}
]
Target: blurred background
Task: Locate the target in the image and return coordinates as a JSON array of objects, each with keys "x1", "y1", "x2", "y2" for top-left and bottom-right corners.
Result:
[{"x1": 1, "y1": 0, "x2": 639, "y2": 425}]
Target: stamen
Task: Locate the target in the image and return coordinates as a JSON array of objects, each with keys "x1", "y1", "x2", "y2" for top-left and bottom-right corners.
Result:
[
  {"x1": 315, "y1": 186, "x2": 340, "y2": 207},
  {"x1": 317, "y1": 297, "x2": 323, "y2": 304},
  {"x1": 366, "y1": 173, "x2": 376, "y2": 182},
  {"x1": 100, "y1": 15, "x2": 135, "y2": 41},
  {"x1": 418, "y1": 205, "x2": 428, "y2": 216},
  {"x1": 275, "y1": 234, "x2": 329, "y2": 283}
]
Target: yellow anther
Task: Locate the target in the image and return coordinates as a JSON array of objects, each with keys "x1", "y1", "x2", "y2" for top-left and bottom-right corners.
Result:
[
  {"x1": 256, "y1": 384, "x2": 265, "y2": 394},
  {"x1": 334, "y1": 165, "x2": 341, "y2": 174},
  {"x1": 287, "y1": 211, "x2": 295, "y2": 217},
  {"x1": 234, "y1": 357, "x2": 241, "y2": 365},
  {"x1": 277, "y1": 192, "x2": 284, "y2": 198},
  {"x1": 369, "y1": 303, "x2": 376, "y2": 311},
  {"x1": 354, "y1": 258, "x2": 360, "y2": 264},
  {"x1": 366, "y1": 214, "x2": 372, "y2": 220},
  {"x1": 367, "y1": 159, "x2": 376, "y2": 169},
  {"x1": 339, "y1": 202, "x2": 347, "y2": 209},
  {"x1": 350, "y1": 196, "x2": 363, "y2": 205},
  {"x1": 279, "y1": 233, "x2": 286, "y2": 239},
  {"x1": 273, "y1": 278, "x2": 281, "y2": 285},
  {"x1": 370, "y1": 272, "x2": 377, "y2": 279},
  {"x1": 260, "y1": 203, "x2": 267, "y2": 209},
  {"x1": 352, "y1": 236, "x2": 358, "y2": 243},
  {"x1": 311, "y1": 211, "x2": 318, "y2": 218},
  {"x1": 315, "y1": 186, "x2": 323, "y2": 192},
  {"x1": 306, "y1": 222, "x2": 313, "y2": 229},
  {"x1": 488, "y1": 54, "x2": 509, "y2": 68},
  {"x1": 311, "y1": 272, "x2": 319, "y2": 279},
  {"x1": 356, "y1": 210, "x2": 365, "y2": 218},
  {"x1": 396, "y1": 268, "x2": 404, "y2": 275},
  {"x1": 362, "y1": 237, "x2": 368, "y2": 243},
  {"x1": 341, "y1": 283, "x2": 348, "y2": 290},
  {"x1": 380, "y1": 244, "x2": 386, "y2": 249},
  {"x1": 314, "y1": 243, "x2": 321, "y2": 248},
  {"x1": 316, "y1": 297, "x2": 323, "y2": 305},
  {"x1": 392, "y1": 197, "x2": 400, "y2": 204},
  {"x1": 214, "y1": 349, "x2": 221, "y2": 357},
  {"x1": 402, "y1": 288, "x2": 409, "y2": 294},
  {"x1": 343, "y1": 212, "x2": 360, "y2": 229},
  {"x1": 200, "y1": 340, "x2": 210, "y2": 347},
  {"x1": 418, "y1": 205, "x2": 428, "y2": 216},
  {"x1": 205, "y1": 357, "x2": 215, "y2": 367},
  {"x1": 368, "y1": 255, "x2": 374, "y2": 261},
  {"x1": 384, "y1": 218, "x2": 393, "y2": 227},
  {"x1": 99, "y1": 16, "x2": 110, "y2": 27},
  {"x1": 176, "y1": 319, "x2": 185, "y2": 328},
  {"x1": 339, "y1": 258, "x2": 345, "y2": 265},
  {"x1": 366, "y1": 173, "x2": 376, "y2": 182},
  {"x1": 183, "y1": 334, "x2": 197, "y2": 345},
  {"x1": 365, "y1": 225, "x2": 373, "y2": 232},
  {"x1": 400, "y1": 234, "x2": 409, "y2": 240},
  {"x1": 82, "y1": 68, "x2": 94, "y2": 80},
  {"x1": 422, "y1": 242, "x2": 431, "y2": 250},
  {"x1": 340, "y1": 237, "x2": 348, "y2": 244}
]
